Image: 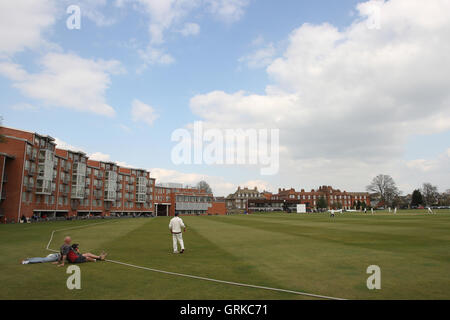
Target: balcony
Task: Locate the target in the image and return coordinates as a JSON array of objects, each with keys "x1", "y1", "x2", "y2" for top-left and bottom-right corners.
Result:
[
  {"x1": 136, "y1": 194, "x2": 147, "y2": 203},
  {"x1": 36, "y1": 187, "x2": 52, "y2": 195},
  {"x1": 71, "y1": 192, "x2": 84, "y2": 199},
  {"x1": 104, "y1": 192, "x2": 116, "y2": 202}
]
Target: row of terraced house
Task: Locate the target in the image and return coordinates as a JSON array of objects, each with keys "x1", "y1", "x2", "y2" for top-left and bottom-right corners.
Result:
[
  {"x1": 0, "y1": 127, "x2": 226, "y2": 223},
  {"x1": 225, "y1": 186, "x2": 370, "y2": 213}
]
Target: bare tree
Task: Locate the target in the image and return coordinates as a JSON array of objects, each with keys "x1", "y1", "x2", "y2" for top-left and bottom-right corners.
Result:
[
  {"x1": 196, "y1": 180, "x2": 212, "y2": 194},
  {"x1": 421, "y1": 183, "x2": 439, "y2": 206},
  {"x1": 439, "y1": 189, "x2": 450, "y2": 206},
  {"x1": 366, "y1": 174, "x2": 399, "y2": 207}
]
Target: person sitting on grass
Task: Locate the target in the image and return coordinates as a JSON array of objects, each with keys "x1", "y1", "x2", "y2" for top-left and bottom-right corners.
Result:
[{"x1": 55, "y1": 236, "x2": 107, "y2": 267}]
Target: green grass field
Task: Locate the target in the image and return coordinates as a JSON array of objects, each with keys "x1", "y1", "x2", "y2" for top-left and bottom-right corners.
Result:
[{"x1": 1, "y1": 210, "x2": 449, "y2": 300}]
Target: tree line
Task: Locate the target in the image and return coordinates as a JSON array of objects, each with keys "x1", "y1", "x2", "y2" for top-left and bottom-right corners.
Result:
[{"x1": 366, "y1": 174, "x2": 449, "y2": 208}]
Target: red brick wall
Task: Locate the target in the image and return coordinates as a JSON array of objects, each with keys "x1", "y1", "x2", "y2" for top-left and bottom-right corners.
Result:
[
  {"x1": 0, "y1": 137, "x2": 26, "y2": 222},
  {"x1": 207, "y1": 202, "x2": 226, "y2": 215},
  {"x1": 1, "y1": 127, "x2": 34, "y2": 142}
]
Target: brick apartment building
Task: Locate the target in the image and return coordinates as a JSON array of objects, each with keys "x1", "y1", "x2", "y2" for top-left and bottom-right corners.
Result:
[{"x1": 0, "y1": 127, "x2": 225, "y2": 223}]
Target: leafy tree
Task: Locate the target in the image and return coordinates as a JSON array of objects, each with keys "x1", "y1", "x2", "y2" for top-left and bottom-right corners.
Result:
[
  {"x1": 366, "y1": 174, "x2": 400, "y2": 207},
  {"x1": 316, "y1": 196, "x2": 328, "y2": 209},
  {"x1": 196, "y1": 180, "x2": 212, "y2": 194},
  {"x1": 411, "y1": 189, "x2": 423, "y2": 207}
]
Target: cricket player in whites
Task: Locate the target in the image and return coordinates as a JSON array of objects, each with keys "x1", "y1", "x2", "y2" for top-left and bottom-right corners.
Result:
[{"x1": 169, "y1": 213, "x2": 186, "y2": 254}]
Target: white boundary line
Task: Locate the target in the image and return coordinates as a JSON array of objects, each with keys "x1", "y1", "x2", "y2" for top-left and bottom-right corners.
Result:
[
  {"x1": 46, "y1": 220, "x2": 346, "y2": 300},
  {"x1": 46, "y1": 221, "x2": 115, "y2": 251}
]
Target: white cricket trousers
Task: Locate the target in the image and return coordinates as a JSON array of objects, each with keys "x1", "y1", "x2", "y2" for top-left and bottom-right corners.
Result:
[{"x1": 172, "y1": 233, "x2": 184, "y2": 252}]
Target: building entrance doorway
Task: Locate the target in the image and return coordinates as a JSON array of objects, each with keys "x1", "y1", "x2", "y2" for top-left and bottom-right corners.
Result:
[{"x1": 156, "y1": 204, "x2": 170, "y2": 216}]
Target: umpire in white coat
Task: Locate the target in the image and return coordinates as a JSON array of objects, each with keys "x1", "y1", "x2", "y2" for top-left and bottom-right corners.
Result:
[{"x1": 169, "y1": 213, "x2": 186, "y2": 254}]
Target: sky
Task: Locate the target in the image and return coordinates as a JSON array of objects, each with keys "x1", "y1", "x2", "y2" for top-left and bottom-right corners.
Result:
[{"x1": 0, "y1": 0, "x2": 449, "y2": 196}]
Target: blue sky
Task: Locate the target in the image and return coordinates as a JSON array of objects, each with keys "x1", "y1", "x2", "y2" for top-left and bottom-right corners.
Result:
[{"x1": 1, "y1": 0, "x2": 449, "y2": 195}]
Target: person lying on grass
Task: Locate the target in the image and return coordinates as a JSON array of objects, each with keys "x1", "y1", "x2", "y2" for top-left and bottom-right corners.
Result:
[
  {"x1": 54, "y1": 236, "x2": 107, "y2": 267},
  {"x1": 21, "y1": 253, "x2": 60, "y2": 265}
]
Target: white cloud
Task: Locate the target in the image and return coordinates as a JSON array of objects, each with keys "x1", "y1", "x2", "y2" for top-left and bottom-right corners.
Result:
[
  {"x1": 138, "y1": 45, "x2": 175, "y2": 69},
  {"x1": 250, "y1": 35, "x2": 265, "y2": 47},
  {"x1": 0, "y1": 0, "x2": 56, "y2": 56},
  {"x1": 132, "y1": 0, "x2": 248, "y2": 43},
  {"x1": 406, "y1": 150, "x2": 450, "y2": 173},
  {"x1": 205, "y1": 0, "x2": 250, "y2": 23},
  {"x1": 119, "y1": 124, "x2": 132, "y2": 133},
  {"x1": 66, "y1": 0, "x2": 117, "y2": 26},
  {"x1": 54, "y1": 137, "x2": 85, "y2": 153},
  {"x1": 239, "y1": 180, "x2": 274, "y2": 192},
  {"x1": 0, "y1": 53, "x2": 123, "y2": 117},
  {"x1": 89, "y1": 152, "x2": 111, "y2": 162},
  {"x1": 133, "y1": 0, "x2": 199, "y2": 44},
  {"x1": 179, "y1": 22, "x2": 200, "y2": 36},
  {"x1": 10, "y1": 102, "x2": 38, "y2": 111},
  {"x1": 239, "y1": 42, "x2": 276, "y2": 69},
  {"x1": 187, "y1": 0, "x2": 450, "y2": 191},
  {"x1": 120, "y1": 0, "x2": 249, "y2": 70},
  {"x1": 0, "y1": 61, "x2": 28, "y2": 81},
  {"x1": 131, "y1": 99, "x2": 159, "y2": 126}
]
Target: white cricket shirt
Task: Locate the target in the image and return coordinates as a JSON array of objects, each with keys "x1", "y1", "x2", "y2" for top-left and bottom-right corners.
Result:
[{"x1": 169, "y1": 216, "x2": 185, "y2": 233}]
